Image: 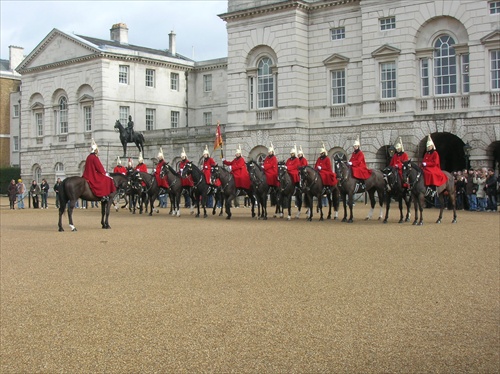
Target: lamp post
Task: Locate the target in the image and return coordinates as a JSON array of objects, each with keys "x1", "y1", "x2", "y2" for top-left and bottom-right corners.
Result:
[{"x1": 463, "y1": 142, "x2": 472, "y2": 169}]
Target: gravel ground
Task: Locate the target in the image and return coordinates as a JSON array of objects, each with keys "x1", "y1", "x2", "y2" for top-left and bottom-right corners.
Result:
[{"x1": 1, "y1": 197, "x2": 499, "y2": 373}]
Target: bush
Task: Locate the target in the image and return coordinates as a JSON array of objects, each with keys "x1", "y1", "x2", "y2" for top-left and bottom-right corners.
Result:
[{"x1": 0, "y1": 167, "x2": 21, "y2": 195}]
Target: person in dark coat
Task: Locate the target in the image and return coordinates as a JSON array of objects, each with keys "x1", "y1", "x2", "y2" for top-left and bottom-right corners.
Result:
[{"x1": 7, "y1": 179, "x2": 17, "y2": 209}]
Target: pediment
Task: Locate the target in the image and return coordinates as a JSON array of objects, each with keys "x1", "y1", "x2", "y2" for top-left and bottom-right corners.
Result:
[
  {"x1": 371, "y1": 44, "x2": 401, "y2": 59},
  {"x1": 323, "y1": 54, "x2": 350, "y2": 67},
  {"x1": 78, "y1": 94, "x2": 94, "y2": 103},
  {"x1": 18, "y1": 29, "x2": 100, "y2": 72},
  {"x1": 481, "y1": 29, "x2": 500, "y2": 47},
  {"x1": 30, "y1": 102, "x2": 44, "y2": 110}
]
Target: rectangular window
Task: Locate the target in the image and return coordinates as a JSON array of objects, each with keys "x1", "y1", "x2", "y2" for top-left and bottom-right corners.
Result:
[
  {"x1": 146, "y1": 69, "x2": 155, "y2": 87},
  {"x1": 203, "y1": 74, "x2": 212, "y2": 92},
  {"x1": 146, "y1": 108, "x2": 155, "y2": 131},
  {"x1": 461, "y1": 54, "x2": 470, "y2": 94},
  {"x1": 119, "y1": 106, "x2": 130, "y2": 125},
  {"x1": 203, "y1": 112, "x2": 212, "y2": 126},
  {"x1": 492, "y1": 50, "x2": 500, "y2": 90},
  {"x1": 171, "y1": 111, "x2": 179, "y2": 128},
  {"x1": 59, "y1": 108, "x2": 68, "y2": 134},
  {"x1": 258, "y1": 75, "x2": 274, "y2": 108},
  {"x1": 170, "y1": 73, "x2": 179, "y2": 91},
  {"x1": 330, "y1": 27, "x2": 345, "y2": 40},
  {"x1": 381, "y1": 62, "x2": 397, "y2": 99},
  {"x1": 84, "y1": 106, "x2": 92, "y2": 132},
  {"x1": 13, "y1": 104, "x2": 19, "y2": 117},
  {"x1": 249, "y1": 77, "x2": 254, "y2": 110},
  {"x1": 380, "y1": 16, "x2": 396, "y2": 31},
  {"x1": 490, "y1": 1, "x2": 500, "y2": 14},
  {"x1": 36, "y1": 113, "x2": 43, "y2": 137},
  {"x1": 421, "y1": 58, "x2": 430, "y2": 97},
  {"x1": 119, "y1": 65, "x2": 129, "y2": 84},
  {"x1": 331, "y1": 69, "x2": 346, "y2": 104},
  {"x1": 13, "y1": 136, "x2": 19, "y2": 151}
]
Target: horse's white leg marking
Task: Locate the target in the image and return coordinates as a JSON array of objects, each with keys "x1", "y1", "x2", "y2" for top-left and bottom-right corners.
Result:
[
  {"x1": 295, "y1": 211, "x2": 300, "y2": 219},
  {"x1": 287, "y1": 215, "x2": 291, "y2": 221},
  {"x1": 334, "y1": 211, "x2": 338, "y2": 219},
  {"x1": 367, "y1": 207, "x2": 374, "y2": 219},
  {"x1": 378, "y1": 206, "x2": 384, "y2": 219},
  {"x1": 69, "y1": 224, "x2": 76, "y2": 231}
]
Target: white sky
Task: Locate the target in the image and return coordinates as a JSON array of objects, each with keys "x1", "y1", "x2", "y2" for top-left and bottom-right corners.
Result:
[{"x1": 0, "y1": 0, "x2": 228, "y2": 62}]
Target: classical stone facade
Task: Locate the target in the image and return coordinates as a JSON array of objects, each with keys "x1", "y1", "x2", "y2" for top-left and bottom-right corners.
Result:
[{"x1": 13, "y1": 0, "x2": 500, "y2": 184}]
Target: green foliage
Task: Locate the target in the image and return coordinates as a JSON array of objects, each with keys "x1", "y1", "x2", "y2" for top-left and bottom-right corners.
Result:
[{"x1": 0, "y1": 167, "x2": 21, "y2": 194}]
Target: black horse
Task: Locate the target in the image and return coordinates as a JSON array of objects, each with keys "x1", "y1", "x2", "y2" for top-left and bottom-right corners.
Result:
[
  {"x1": 276, "y1": 162, "x2": 296, "y2": 220},
  {"x1": 299, "y1": 166, "x2": 337, "y2": 222},
  {"x1": 181, "y1": 161, "x2": 210, "y2": 218},
  {"x1": 58, "y1": 177, "x2": 117, "y2": 231},
  {"x1": 334, "y1": 156, "x2": 385, "y2": 223},
  {"x1": 210, "y1": 165, "x2": 256, "y2": 220},
  {"x1": 246, "y1": 160, "x2": 269, "y2": 220},
  {"x1": 160, "y1": 162, "x2": 188, "y2": 217},
  {"x1": 114, "y1": 120, "x2": 145, "y2": 157},
  {"x1": 127, "y1": 171, "x2": 149, "y2": 214},
  {"x1": 109, "y1": 172, "x2": 131, "y2": 212},
  {"x1": 381, "y1": 166, "x2": 412, "y2": 224},
  {"x1": 130, "y1": 171, "x2": 160, "y2": 216},
  {"x1": 402, "y1": 160, "x2": 457, "y2": 225}
]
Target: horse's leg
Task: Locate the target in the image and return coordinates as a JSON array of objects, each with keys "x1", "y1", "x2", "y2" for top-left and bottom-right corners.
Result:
[
  {"x1": 341, "y1": 192, "x2": 348, "y2": 222},
  {"x1": 411, "y1": 193, "x2": 419, "y2": 225},
  {"x1": 405, "y1": 193, "x2": 412, "y2": 222},
  {"x1": 436, "y1": 192, "x2": 444, "y2": 224},
  {"x1": 449, "y1": 188, "x2": 457, "y2": 223},
  {"x1": 306, "y1": 193, "x2": 313, "y2": 222},
  {"x1": 225, "y1": 194, "x2": 233, "y2": 219},
  {"x1": 67, "y1": 199, "x2": 77, "y2": 231},
  {"x1": 347, "y1": 192, "x2": 354, "y2": 223},
  {"x1": 397, "y1": 196, "x2": 404, "y2": 223},
  {"x1": 327, "y1": 193, "x2": 332, "y2": 219},
  {"x1": 58, "y1": 202, "x2": 66, "y2": 232},
  {"x1": 103, "y1": 199, "x2": 112, "y2": 229},
  {"x1": 318, "y1": 193, "x2": 324, "y2": 221},
  {"x1": 383, "y1": 194, "x2": 391, "y2": 224},
  {"x1": 378, "y1": 190, "x2": 385, "y2": 220},
  {"x1": 417, "y1": 193, "x2": 425, "y2": 225},
  {"x1": 366, "y1": 191, "x2": 376, "y2": 220}
]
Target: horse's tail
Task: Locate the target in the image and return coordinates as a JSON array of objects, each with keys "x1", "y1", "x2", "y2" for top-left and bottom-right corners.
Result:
[{"x1": 58, "y1": 178, "x2": 68, "y2": 211}]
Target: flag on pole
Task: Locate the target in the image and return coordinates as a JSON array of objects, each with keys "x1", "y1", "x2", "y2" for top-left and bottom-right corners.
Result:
[{"x1": 214, "y1": 121, "x2": 223, "y2": 150}]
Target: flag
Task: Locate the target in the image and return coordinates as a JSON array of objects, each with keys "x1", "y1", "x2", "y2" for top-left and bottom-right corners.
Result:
[{"x1": 214, "y1": 121, "x2": 223, "y2": 150}]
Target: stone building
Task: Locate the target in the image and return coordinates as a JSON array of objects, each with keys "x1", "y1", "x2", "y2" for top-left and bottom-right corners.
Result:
[{"x1": 13, "y1": 0, "x2": 500, "y2": 184}]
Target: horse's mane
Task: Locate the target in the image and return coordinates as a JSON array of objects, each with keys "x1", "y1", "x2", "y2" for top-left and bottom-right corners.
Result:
[{"x1": 404, "y1": 160, "x2": 422, "y2": 173}]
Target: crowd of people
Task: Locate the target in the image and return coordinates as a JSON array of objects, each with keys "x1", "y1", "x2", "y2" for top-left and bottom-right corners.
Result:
[{"x1": 454, "y1": 167, "x2": 498, "y2": 212}]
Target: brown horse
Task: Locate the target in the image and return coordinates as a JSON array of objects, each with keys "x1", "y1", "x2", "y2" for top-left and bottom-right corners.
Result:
[
  {"x1": 58, "y1": 176, "x2": 118, "y2": 231},
  {"x1": 402, "y1": 160, "x2": 457, "y2": 225}
]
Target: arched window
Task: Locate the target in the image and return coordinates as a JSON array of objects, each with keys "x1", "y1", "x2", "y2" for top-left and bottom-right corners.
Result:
[
  {"x1": 434, "y1": 35, "x2": 457, "y2": 95},
  {"x1": 57, "y1": 97, "x2": 68, "y2": 134},
  {"x1": 257, "y1": 57, "x2": 274, "y2": 108},
  {"x1": 33, "y1": 166, "x2": 42, "y2": 183},
  {"x1": 55, "y1": 162, "x2": 65, "y2": 182}
]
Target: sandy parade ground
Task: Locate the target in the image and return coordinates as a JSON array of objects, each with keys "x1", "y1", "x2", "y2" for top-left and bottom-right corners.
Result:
[{"x1": 0, "y1": 195, "x2": 499, "y2": 373}]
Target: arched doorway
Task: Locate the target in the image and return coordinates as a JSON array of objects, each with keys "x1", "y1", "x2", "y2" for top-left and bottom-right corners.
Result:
[
  {"x1": 418, "y1": 132, "x2": 468, "y2": 172},
  {"x1": 487, "y1": 141, "x2": 500, "y2": 173},
  {"x1": 248, "y1": 145, "x2": 267, "y2": 165}
]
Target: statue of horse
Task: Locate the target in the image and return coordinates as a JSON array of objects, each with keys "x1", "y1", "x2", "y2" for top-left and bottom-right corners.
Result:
[
  {"x1": 381, "y1": 166, "x2": 412, "y2": 224},
  {"x1": 181, "y1": 161, "x2": 210, "y2": 218},
  {"x1": 276, "y1": 161, "x2": 295, "y2": 220},
  {"x1": 298, "y1": 166, "x2": 339, "y2": 221},
  {"x1": 130, "y1": 171, "x2": 160, "y2": 216},
  {"x1": 246, "y1": 160, "x2": 269, "y2": 220},
  {"x1": 402, "y1": 160, "x2": 457, "y2": 225},
  {"x1": 334, "y1": 156, "x2": 385, "y2": 223},
  {"x1": 114, "y1": 120, "x2": 145, "y2": 157},
  {"x1": 210, "y1": 165, "x2": 256, "y2": 220},
  {"x1": 57, "y1": 176, "x2": 118, "y2": 231}
]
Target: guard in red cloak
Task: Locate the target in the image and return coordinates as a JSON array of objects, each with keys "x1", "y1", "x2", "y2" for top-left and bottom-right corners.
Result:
[
  {"x1": 178, "y1": 148, "x2": 194, "y2": 188},
  {"x1": 135, "y1": 152, "x2": 148, "y2": 173},
  {"x1": 155, "y1": 147, "x2": 170, "y2": 189},
  {"x1": 285, "y1": 145, "x2": 301, "y2": 185},
  {"x1": 113, "y1": 157, "x2": 128, "y2": 175},
  {"x1": 82, "y1": 139, "x2": 116, "y2": 199},
  {"x1": 421, "y1": 134, "x2": 447, "y2": 197},
  {"x1": 222, "y1": 145, "x2": 251, "y2": 190},
  {"x1": 202, "y1": 146, "x2": 220, "y2": 187},
  {"x1": 263, "y1": 143, "x2": 279, "y2": 188},
  {"x1": 349, "y1": 137, "x2": 372, "y2": 182},
  {"x1": 314, "y1": 144, "x2": 337, "y2": 187},
  {"x1": 389, "y1": 137, "x2": 409, "y2": 178}
]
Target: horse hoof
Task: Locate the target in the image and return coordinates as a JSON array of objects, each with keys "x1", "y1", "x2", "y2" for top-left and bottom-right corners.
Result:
[
  {"x1": 452, "y1": 219, "x2": 457, "y2": 223},
  {"x1": 219, "y1": 212, "x2": 223, "y2": 217},
  {"x1": 133, "y1": 211, "x2": 136, "y2": 214},
  {"x1": 412, "y1": 221, "x2": 418, "y2": 225},
  {"x1": 398, "y1": 220, "x2": 403, "y2": 224},
  {"x1": 319, "y1": 217, "x2": 324, "y2": 221},
  {"x1": 365, "y1": 217, "x2": 370, "y2": 221},
  {"x1": 287, "y1": 216, "x2": 291, "y2": 221},
  {"x1": 383, "y1": 220, "x2": 388, "y2": 224},
  {"x1": 307, "y1": 217, "x2": 312, "y2": 222},
  {"x1": 190, "y1": 211, "x2": 194, "y2": 215},
  {"x1": 341, "y1": 218, "x2": 347, "y2": 223},
  {"x1": 58, "y1": 227, "x2": 64, "y2": 232},
  {"x1": 436, "y1": 220, "x2": 441, "y2": 224},
  {"x1": 72, "y1": 227, "x2": 77, "y2": 231},
  {"x1": 347, "y1": 219, "x2": 353, "y2": 223},
  {"x1": 418, "y1": 222, "x2": 423, "y2": 226},
  {"x1": 333, "y1": 217, "x2": 338, "y2": 220},
  {"x1": 226, "y1": 216, "x2": 231, "y2": 220},
  {"x1": 204, "y1": 214, "x2": 208, "y2": 218}
]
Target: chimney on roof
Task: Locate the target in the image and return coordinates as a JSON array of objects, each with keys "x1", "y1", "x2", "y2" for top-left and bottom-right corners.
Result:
[
  {"x1": 169, "y1": 30, "x2": 176, "y2": 56},
  {"x1": 110, "y1": 23, "x2": 129, "y2": 44},
  {"x1": 9, "y1": 46, "x2": 24, "y2": 71}
]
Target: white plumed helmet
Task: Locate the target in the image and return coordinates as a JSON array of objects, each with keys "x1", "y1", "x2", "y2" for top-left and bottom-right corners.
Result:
[
  {"x1": 116, "y1": 156, "x2": 122, "y2": 166},
  {"x1": 236, "y1": 144, "x2": 242, "y2": 155},
  {"x1": 320, "y1": 143, "x2": 327, "y2": 154},
  {"x1": 426, "y1": 134, "x2": 435, "y2": 148},
  {"x1": 290, "y1": 143, "x2": 297, "y2": 155},
  {"x1": 354, "y1": 136, "x2": 360, "y2": 147},
  {"x1": 395, "y1": 137, "x2": 404, "y2": 152},
  {"x1": 157, "y1": 147, "x2": 164, "y2": 160},
  {"x1": 181, "y1": 147, "x2": 187, "y2": 159},
  {"x1": 203, "y1": 145, "x2": 210, "y2": 156},
  {"x1": 298, "y1": 145, "x2": 304, "y2": 156},
  {"x1": 91, "y1": 138, "x2": 98, "y2": 153},
  {"x1": 138, "y1": 152, "x2": 144, "y2": 163},
  {"x1": 268, "y1": 142, "x2": 275, "y2": 153}
]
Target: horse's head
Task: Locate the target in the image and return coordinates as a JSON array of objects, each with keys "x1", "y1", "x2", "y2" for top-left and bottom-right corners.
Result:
[
  {"x1": 181, "y1": 161, "x2": 193, "y2": 178},
  {"x1": 159, "y1": 161, "x2": 170, "y2": 179},
  {"x1": 382, "y1": 166, "x2": 398, "y2": 190},
  {"x1": 210, "y1": 165, "x2": 220, "y2": 184},
  {"x1": 114, "y1": 120, "x2": 122, "y2": 132}
]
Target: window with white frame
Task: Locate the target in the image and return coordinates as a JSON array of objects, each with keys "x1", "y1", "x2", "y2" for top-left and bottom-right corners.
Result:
[
  {"x1": 13, "y1": 136, "x2": 19, "y2": 151},
  {"x1": 420, "y1": 58, "x2": 430, "y2": 96},
  {"x1": 461, "y1": 54, "x2": 470, "y2": 94},
  {"x1": 36, "y1": 112, "x2": 43, "y2": 137},
  {"x1": 146, "y1": 69, "x2": 155, "y2": 87},
  {"x1": 171, "y1": 73, "x2": 179, "y2": 91},
  {"x1": 13, "y1": 104, "x2": 19, "y2": 117},
  {"x1": 58, "y1": 97, "x2": 68, "y2": 134},
  {"x1": 171, "y1": 111, "x2": 179, "y2": 128},
  {"x1": 203, "y1": 112, "x2": 212, "y2": 126},
  {"x1": 119, "y1": 106, "x2": 130, "y2": 125},
  {"x1": 146, "y1": 108, "x2": 155, "y2": 131},
  {"x1": 257, "y1": 57, "x2": 274, "y2": 109},
  {"x1": 331, "y1": 69, "x2": 346, "y2": 104},
  {"x1": 119, "y1": 65, "x2": 129, "y2": 84},
  {"x1": 249, "y1": 77, "x2": 255, "y2": 109},
  {"x1": 491, "y1": 50, "x2": 500, "y2": 90},
  {"x1": 203, "y1": 74, "x2": 212, "y2": 92},
  {"x1": 380, "y1": 62, "x2": 397, "y2": 99},
  {"x1": 380, "y1": 17, "x2": 396, "y2": 31},
  {"x1": 34, "y1": 166, "x2": 42, "y2": 183},
  {"x1": 490, "y1": 1, "x2": 500, "y2": 14},
  {"x1": 434, "y1": 35, "x2": 457, "y2": 95},
  {"x1": 84, "y1": 106, "x2": 92, "y2": 132},
  {"x1": 331, "y1": 27, "x2": 345, "y2": 40}
]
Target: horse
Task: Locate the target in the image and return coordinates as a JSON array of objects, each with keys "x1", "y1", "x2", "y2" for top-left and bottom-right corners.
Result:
[
  {"x1": 381, "y1": 166, "x2": 412, "y2": 224},
  {"x1": 181, "y1": 161, "x2": 210, "y2": 218},
  {"x1": 298, "y1": 166, "x2": 339, "y2": 222},
  {"x1": 276, "y1": 162, "x2": 295, "y2": 220},
  {"x1": 130, "y1": 171, "x2": 160, "y2": 216},
  {"x1": 114, "y1": 120, "x2": 145, "y2": 157},
  {"x1": 126, "y1": 171, "x2": 149, "y2": 214},
  {"x1": 58, "y1": 177, "x2": 117, "y2": 231},
  {"x1": 246, "y1": 160, "x2": 269, "y2": 220},
  {"x1": 210, "y1": 165, "x2": 256, "y2": 220},
  {"x1": 402, "y1": 160, "x2": 457, "y2": 225},
  {"x1": 333, "y1": 156, "x2": 385, "y2": 223},
  {"x1": 160, "y1": 162, "x2": 191, "y2": 217},
  {"x1": 109, "y1": 172, "x2": 131, "y2": 212}
]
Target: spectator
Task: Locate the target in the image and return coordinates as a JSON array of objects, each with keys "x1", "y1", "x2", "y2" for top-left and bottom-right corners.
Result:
[
  {"x1": 473, "y1": 169, "x2": 487, "y2": 212},
  {"x1": 7, "y1": 179, "x2": 17, "y2": 209},
  {"x1": 40, "y1": 178, "x2": 49, "y2": 209},
  {"x1": 465, "y1": 169, "x2": 478, "y2": 211},
  {"x1": 485, "y1": 168, "x2": 498, "y2": 212},
  {"x1": 16, "y1": 179, "x2": 25, "y2": 209},
  {"x1": 454, "y1": 171, "x2": 466, "y2": 210},
  {"x1": 30, "y1": 180, "x2": 41, "y2": 208},
  {"x1": 54, "y1": 178, "x2": 61, "y2": 208}
]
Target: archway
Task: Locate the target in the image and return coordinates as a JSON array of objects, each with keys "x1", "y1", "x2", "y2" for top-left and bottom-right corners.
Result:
[
  {"x1": 417, "y1": 132, "x2": 468, "y2": 172},
  {"x1": 487, "y1": 141, "x2": 500, "y2": 173},
  {"x1": 248, "y1": 145, "x2": 267, "y2": 164}
]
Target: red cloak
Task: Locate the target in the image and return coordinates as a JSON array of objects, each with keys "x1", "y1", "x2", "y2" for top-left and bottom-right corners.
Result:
[
  {"x1": 263, "y1": 155, "x2": 279, "y2": 187},
  {"x1": 422, "y1": 150, "x2": 447, "y2": 186},
  {"x1": 223, "y1": 156, "x2": 251, "y2": 190},
  {"x1": 314, "y1": 156, "x2": 337, "y2": 186},
  {"x1": 350, "y1": 150, "x2": 372, "y2": 180},
  {"x1": 82, "y1": 153, "x2": 116, "y2": 197}
]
